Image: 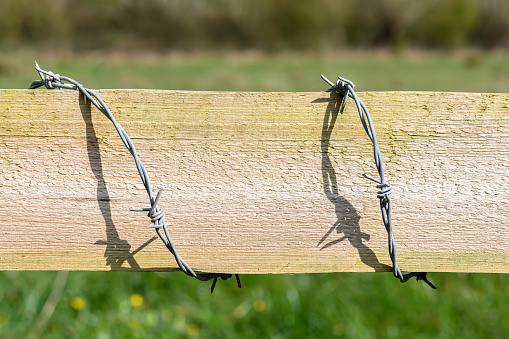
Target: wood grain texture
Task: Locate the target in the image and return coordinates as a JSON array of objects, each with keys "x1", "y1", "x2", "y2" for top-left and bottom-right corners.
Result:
[{"x1": 1, "y1": 89, "x2": 508, "y2": 273}]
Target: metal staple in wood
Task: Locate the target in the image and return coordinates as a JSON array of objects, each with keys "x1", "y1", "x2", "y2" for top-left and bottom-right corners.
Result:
[{"x1": 29, "y1": 62, "x2": 241, "y2": 293}]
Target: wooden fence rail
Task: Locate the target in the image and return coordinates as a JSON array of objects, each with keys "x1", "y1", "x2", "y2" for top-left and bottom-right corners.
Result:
[{"x1": 1, "y1": 89, "x2": 508, "y2": 273}]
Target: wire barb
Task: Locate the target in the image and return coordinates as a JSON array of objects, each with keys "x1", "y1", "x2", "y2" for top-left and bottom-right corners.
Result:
[
  {"x1": 30, "y1": 62, "x2": 241, "y2": 293},
  {"x1": 321, "y1": 74, "x2": 435, "y2": 288},
  {"x1": 402, "y1": 272, "x2": 437, "y2": 289},
  {"x1": 130, "y1": 189, "x2": 169, "y2": 229}
]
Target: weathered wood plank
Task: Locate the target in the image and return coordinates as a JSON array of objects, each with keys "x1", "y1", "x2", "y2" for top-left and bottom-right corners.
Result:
[{"x1": 0, "y1": 89, "x2": 508, "y2": 273}]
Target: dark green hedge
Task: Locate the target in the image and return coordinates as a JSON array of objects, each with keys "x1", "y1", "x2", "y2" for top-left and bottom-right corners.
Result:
[{"x1": 1, "y1": 0, "x2": 508, "y2": 50}]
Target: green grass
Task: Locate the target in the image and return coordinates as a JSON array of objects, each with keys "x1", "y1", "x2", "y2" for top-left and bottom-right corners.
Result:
[
  {"x1": 2, "y1": 50, "x2": 509, "y2": 92},
  {"x1": 2, "y1": 272, "x2": 509, "y2": 338},
  {"x1": 1, "y1": 50, "x2": 509, "y2": 338}
]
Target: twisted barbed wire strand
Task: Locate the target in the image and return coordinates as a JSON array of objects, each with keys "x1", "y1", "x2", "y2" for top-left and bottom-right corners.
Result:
[
  {"x1": 321, "y1": 74, "x2": 435, "y2": 289},
  {"x1": 30, "y1": 62, "x2": 241, "y2": 293}
]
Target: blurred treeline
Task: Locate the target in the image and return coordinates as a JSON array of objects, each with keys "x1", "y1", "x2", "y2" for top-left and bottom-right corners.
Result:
[{"x1": 1, "y1": 0, "x2": 509, "y2": 51}]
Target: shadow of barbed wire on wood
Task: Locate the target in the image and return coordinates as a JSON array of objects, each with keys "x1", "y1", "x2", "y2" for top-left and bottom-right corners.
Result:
[
  {"x1": 79, "y1": 94, "x2": 157, "y2": 270},
  {"x1": 315, "y1": 94, "x2": 390, "y2": 272}
]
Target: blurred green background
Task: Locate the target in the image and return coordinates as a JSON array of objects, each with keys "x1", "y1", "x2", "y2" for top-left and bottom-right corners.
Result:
[
  {"x1": 1, "y1": 0, "x2": 509, "y2": 51},
  {"x1": 1, "y1": 1, "x2": 509, "y2": 338}
]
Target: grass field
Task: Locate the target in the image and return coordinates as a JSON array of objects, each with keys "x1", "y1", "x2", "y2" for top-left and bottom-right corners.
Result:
[
  {"x1": 2, "y1": 49, "x2": 509, "y2": 93},
  {"x1": 1, "y1": 50, "x2": 509, "y2": 338}
]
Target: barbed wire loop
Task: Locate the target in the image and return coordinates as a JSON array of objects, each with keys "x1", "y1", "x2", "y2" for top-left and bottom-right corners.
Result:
[
  {"x1": 30, "y1": 62, "x2": 241, "y2": 293},
  {"x1": 321, "y1": 74, "x2": 436, "y2": 289}
]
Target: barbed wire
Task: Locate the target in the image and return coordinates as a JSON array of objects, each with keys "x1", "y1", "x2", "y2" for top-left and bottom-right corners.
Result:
[
  {"x1": 321, "y1": 74, "x2": 436, "y2": 289},
  {"x1": 27, "y1": 63, "x2": 435, "y2": 290},
  {"x1": 29, "y1": 62, "x2": 241, "y2": 293}
]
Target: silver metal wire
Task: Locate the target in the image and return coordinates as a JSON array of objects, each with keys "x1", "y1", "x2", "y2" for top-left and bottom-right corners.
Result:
[
  {"x1": 321, "y1": 74, "x2": 436, "y2": 289},
  {"x1": 30, "y1": 62, "x2": 240, "y2": 293},
  {"x1": 27, "y1": 63, "x2": 434, "y2": 290}
]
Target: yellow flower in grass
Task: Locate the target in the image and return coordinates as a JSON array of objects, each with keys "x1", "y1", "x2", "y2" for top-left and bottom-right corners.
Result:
[
  {"x1": 70, "y1": 297, "x2": 86, "y2": 311},
  {"x1": 253, "y1": 299, "x2": 266, "y2": 312},
  {"x1": 130, "y1": 293, "x2": 144, "y2": 309}
]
